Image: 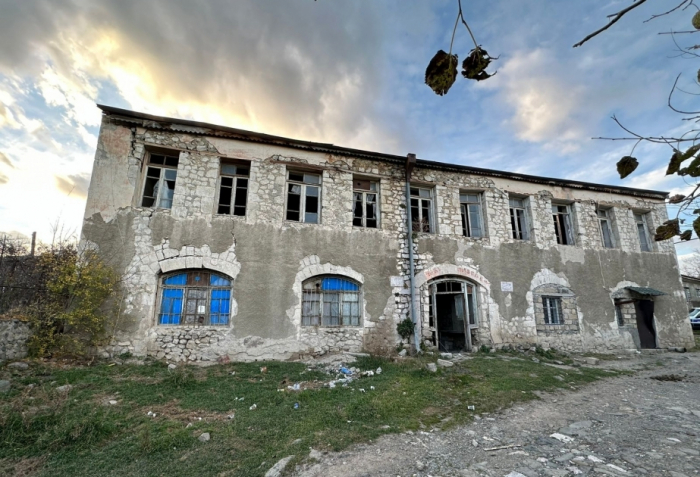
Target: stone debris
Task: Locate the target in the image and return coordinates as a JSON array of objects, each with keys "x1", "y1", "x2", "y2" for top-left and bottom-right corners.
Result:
[
  {"x1": 198, "y1": 432, "x2": 210, "y2": 442},
  {"x1": 309, "y1": 449, "x2": 323, "y2": 460},
  {"x1": 168, "y1": 363, "x2": 177, "y2": 370},
  {"x1": 249, "y1": 404, "x2": 257, "y2": 411},
  {"x1": 437, "y1": 359, "x2": 454, "y2": 368},
  {"x1": 7, "y1": 361, "x2": 29, "y2": 370},
  {"x1": 427, "y1": 363, "x2": 438, "y2": 372},
  {"x1": 55, "y1": 384, "x2": 72, "y2": 393},
  {"x1": 398, "y1": 349, "x2": 407, "y2": 357},
  {"x1": 109, "y1": 400, "x2": 118, "y2": 405},
  {"x1": 264, "y1": 455, "x2": 294, "y2": 477},
  {"x1": 0, "y1": 380, "x2": 10, "y2": 393},
  {"x1": 549, "y1": 433, "x2": 574, "y2": 443},
  {"x1": 505, "y1": 472, "x2": 527, "y2": 477}
]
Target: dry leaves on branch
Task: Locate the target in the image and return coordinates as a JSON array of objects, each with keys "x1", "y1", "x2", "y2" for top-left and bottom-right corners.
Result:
[
  {"x1": 425, "y1": 50, "x2": 458, "y2": 96},
  {"x1": 616, "y1": 156, "x2": 638, "y2": 178}
]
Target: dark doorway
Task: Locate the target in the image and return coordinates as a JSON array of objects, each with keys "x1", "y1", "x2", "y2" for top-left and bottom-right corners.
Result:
[
  {"x1": 634, "y1": 299, "x2": 657, "y2": 349},
  {"x1": 430, "y1": 280, "x2": 476, "y2": 352}
]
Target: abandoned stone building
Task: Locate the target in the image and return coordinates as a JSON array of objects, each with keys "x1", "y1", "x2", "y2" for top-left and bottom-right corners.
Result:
[{"x1": 81, "y1": 105, "x2": 696, "y2": 362}]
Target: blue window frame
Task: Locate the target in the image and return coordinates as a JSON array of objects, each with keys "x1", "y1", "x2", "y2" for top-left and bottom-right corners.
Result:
[
  {"x1": 159, "y1": 271, "x2": 232, "y2": 326},
  {"x1": 302, "y1": 276, "x2": 361, "y2": 326}
]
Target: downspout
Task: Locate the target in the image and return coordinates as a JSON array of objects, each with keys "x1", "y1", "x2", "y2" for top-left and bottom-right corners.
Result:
[{"x1": 405, "y1": 153, "x2": 420, "y2": 353}]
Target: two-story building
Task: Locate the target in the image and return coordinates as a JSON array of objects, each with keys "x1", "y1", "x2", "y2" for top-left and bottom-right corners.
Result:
[{"x1": 81, "y1": 105, "x2": 696, "y2": 362}]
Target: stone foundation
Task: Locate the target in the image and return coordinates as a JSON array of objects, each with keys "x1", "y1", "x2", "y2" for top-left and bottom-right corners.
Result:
[{"x1": 0, "y1": 320, "x2": 31, "y2": 361}]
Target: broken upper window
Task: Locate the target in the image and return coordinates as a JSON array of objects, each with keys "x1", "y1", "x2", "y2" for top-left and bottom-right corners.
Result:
[
  {"x1": 217, "y1": 162, "x2": 249, "y2": 216},
  {"x1": 634, "y1": 212, "x2": 652, "y2": 252},
  {"x1": 597, "y1": 209, "x2": 615, "y2": 248},
  {"x1": 542, "y1": 296, "x2": 563, "y2": 325},
  {"x1": 353, "y1": 179, "x2": 379, "y2": 228},
  {"x1": 460, "y1": 193, "x2": 484, "y2": 238},
  {"x1": 159, "y1": 271, "x2": 232, "y2": 326},
  {"x1": 286, "y1": 171, "x2": 321, "y2": 224},
  {"x1": 302, "y1": 276, "x2": 361, "y2": 326},
  {"x1": 552, "y1": 204, "x2": 575, "y2": 245},
  {"x1": 141, "y1": 152, "x2": 179, "y2": 209},
  {"x1": 509, "y1": 197, "x2": 530, "y2": 240},
  {"x1": 410, "y1": 187, "x2": 434, "y2": 233}
]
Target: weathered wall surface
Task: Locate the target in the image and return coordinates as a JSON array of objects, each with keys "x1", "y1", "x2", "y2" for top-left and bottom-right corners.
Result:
[
  {"x1": 0, "y1": 320, "x2": 30, "y2": 361},
  {"x1": 81, "y1": 115, "x2": 695, "y2": 362}
]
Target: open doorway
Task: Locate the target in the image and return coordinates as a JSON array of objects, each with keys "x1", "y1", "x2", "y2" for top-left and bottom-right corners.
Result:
[
  {"x1": 634, "y1": 299, "x2": 657, "y2": 349},
  {"x1": 428, "y1": 279, "x2": 477, "y2": 352}
]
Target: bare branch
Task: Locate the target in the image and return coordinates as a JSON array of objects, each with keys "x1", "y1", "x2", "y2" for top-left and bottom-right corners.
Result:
[
  {"x1": 644, "y1": 0, "x2": 692, "y2": 23},
  {"x1": 574, "y1": 0, "x2": 649, "y2": 48}
]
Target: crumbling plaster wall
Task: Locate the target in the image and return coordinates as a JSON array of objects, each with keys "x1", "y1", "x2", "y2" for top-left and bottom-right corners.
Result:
[{"x1": 82, "y1": 118, "x2": 694, "y2": 362}]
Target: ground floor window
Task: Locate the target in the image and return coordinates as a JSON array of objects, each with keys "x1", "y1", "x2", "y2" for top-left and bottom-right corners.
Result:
[
  {"x1": 302, "y1": 276, "x2": 361, "y2": 326},
  {"x1": 542, "y1": 296, "x2": 563, "y2": 324},
  {"x1": 159, "y1": 271, "x2": 232, "y2": 326}
]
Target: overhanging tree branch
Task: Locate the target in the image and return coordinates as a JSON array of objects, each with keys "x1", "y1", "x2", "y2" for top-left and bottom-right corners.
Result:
[{"x1": 573, "y1": 0, "x2": 649, "y2": 48}]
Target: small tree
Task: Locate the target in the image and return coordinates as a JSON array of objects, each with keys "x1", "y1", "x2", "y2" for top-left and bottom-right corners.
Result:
[{"x1": 26, "y1": 243, "x2": 118, "y2": 358}]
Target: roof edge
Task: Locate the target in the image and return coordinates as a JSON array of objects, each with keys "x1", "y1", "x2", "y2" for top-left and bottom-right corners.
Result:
[{"x1": 97, "y1": 104, "x2": 669, "y2": 200}]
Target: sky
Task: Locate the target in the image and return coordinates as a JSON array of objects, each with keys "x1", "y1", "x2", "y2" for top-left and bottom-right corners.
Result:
[{"x1": 0, "y1": 0, "x2": 698, "y2": 266}]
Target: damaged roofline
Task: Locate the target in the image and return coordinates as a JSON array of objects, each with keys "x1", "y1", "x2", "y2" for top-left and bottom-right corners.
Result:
[{"x1": 97, "y1": 104, "x2": 669, "y2": 200}]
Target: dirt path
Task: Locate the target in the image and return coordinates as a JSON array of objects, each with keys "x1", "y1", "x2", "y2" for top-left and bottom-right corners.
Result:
[{"x1": 291, "y1": 352, "x2": 700, "y2": 477}]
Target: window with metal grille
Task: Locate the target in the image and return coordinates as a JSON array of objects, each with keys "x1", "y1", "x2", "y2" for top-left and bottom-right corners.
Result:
[
  {"x1": 159, "y1": 271, "x2": 232, "y2": 326},
  {"x1": 286, "y1": 171, "x2": 321, "y2": 223},
  {"x1": 302, "y1": 276, "x2": 361, "y2": 326},
  {"x1": 353, "y1": 179, "x2": 379, "y2": 228},
  {"x1": 552, "y1": 204, "x2": 575, "y2": 245},
  {"x1": 410, "y1": 187, "x2": 434, "y2": 233},
  {"x1": 141, "y1": 153, "x2": 179, "y2": 209},
  {"x1": 597, "y1": 209, "x2": 615, "y2": 248},
  {"x1": 217, "y1": 163, "x2": 249, "y2": 216},
  {"x1": 509, "y1": 197, "x2": 530, "y2": 240},
  {"x1": 460, "y1": 193, "x2": 484, "y2": 238},
  {"x1": 542, "y1": 296, "x2": 563, "y2": 325},
  {"x1": 634, "y1": 213, "x2": 652, "y2": 252}
]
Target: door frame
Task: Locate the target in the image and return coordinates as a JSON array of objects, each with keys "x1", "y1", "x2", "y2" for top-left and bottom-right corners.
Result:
[{"x1": 429, "y1": 277, "x2": 479, "y2": 352}]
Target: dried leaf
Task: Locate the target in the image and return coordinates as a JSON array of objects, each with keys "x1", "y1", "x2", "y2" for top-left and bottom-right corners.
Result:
[
  {"x1": 461, "y1": 47, "x2": 497, "y2": 81},
  {"x1": 680, "y1": 230, "x2": 692, "y2": 241},
  {"x1": 655, "y1": 219, "x2": 680, "y2": 241},
  {"x1": 694, "y1": 217, "x2": 700, "y2": 238},
  {"x1": 425, "y1": 50, "x2": 458, "y2": 96},
  {"x1": 616, "y1": 156, "x2": 638, "y2": 179},
  {"x1": 693, "y1": 209, "x2": 700, "y2": 214},
  {"x1": 693, "y1": 11, "x2": 700, "y2": 30},
  {"x1": 668, "y1": 194, "x2": 685, "y2": 204}
]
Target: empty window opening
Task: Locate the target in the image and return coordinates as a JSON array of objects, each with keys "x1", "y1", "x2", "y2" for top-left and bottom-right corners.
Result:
[
  {"x1": 696, "y1": 288, "x2": 700, "y2": 298},
  {"x1": 509, "y1": 197, "x2": 530, "y2": 240},
  {"x1": 159, "y1": 271, "x2": 232, "y2": 326},
  {"x1": 410, "y1": 187, "x2": 434, "y2": 233},
  {"x1": 353, "y1": 179, "x2": 379, "y2": 228},
  {"x1": 218, "y1": 163, "x2": 249, "y2": 216},
  {"x1": 460, "y1": 193, "x2": 484, "y2": 238},
  {"x1": 142, "y1": 153, "x2": 179, "y2": 209},
  {"x1": 430, "y1": 280, "x2": 477, "y2": 352},
  {"x1": 634, "y1": 213, "x2": 652, "y2": 252},
  {"x1": 597, "y1": 209, "x2": 615, "y2": 248},
  {"x1": 287, "y1": 171, "x2": 321, "y2": 223},
  {"x1": 685, "y1": 287, "x2": 691, "y2": 301},
  {"x1": 542, "y1": 296, "x2": 563, "y2": 324},
  {"x1": 615, "y1": 302, "x2": 624, "y2": 326},
  {"x1": 302, "y1": 276, "x2": 361, "y2": 326},
  {"x1": 552, "y1": 204, "x2": 575, "y2": 245}
]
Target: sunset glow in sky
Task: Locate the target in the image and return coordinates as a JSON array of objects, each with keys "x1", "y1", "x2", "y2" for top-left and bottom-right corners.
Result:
[{"x1": 0, "y1": 0, "x2": 697, "y2": 260}]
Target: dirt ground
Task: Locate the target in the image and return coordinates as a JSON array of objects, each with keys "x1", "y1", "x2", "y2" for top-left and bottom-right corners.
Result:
[{"x1": 290, "y1": 351, "x2": 700, "y2": 477}]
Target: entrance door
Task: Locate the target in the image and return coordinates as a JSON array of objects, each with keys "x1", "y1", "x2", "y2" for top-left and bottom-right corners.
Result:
[
  {"x1": 634, "y1": 299, "x2": 657, "y2": 349},
  {"x1": 431, "y1": 280, "x2": 474, "y2": 352}
]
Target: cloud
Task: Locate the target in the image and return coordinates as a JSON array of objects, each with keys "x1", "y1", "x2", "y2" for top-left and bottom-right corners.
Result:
[
  {"x1": 0, "y1": 151, "x2": 12, "y2": 168},
  {"x1": 54, "y1": 173, "x2": 90, "y2": 199}
]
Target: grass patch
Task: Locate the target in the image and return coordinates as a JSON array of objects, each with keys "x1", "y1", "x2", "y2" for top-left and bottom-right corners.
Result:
[{"x1": 1, "y1": 353, "x2": 614, "y2": 477}]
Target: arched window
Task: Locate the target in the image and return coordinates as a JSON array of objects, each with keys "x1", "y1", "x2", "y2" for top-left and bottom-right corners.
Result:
[
  {"x1": 302, "y1": 276, "x2": 361, "y2": 326},
  {"x1": 159, "y1": 270, "x2": 232, "y2": 326}
]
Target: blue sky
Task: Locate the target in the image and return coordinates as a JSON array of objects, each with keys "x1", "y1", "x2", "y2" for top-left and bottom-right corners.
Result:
[{"x1": 0, "y1": 0, "x2": 697, "y2": 262}]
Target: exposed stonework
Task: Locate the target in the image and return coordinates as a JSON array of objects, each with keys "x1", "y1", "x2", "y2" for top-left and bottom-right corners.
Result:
[
  {"x1": 81, "y1": 107, "x2": 696, "y2": 363},
  {"x1": 0, "y1": 320, "x2": 31, "y2": 361}
]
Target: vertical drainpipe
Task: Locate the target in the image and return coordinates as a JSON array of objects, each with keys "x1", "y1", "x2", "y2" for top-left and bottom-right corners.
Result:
[{"x1": 405, "y1": 154, "x2": 420, "y2": 353}]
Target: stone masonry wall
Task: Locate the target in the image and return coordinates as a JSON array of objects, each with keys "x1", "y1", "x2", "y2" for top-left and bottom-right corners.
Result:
[{"x1": 0, "y1": 320, "x2": 31, "y2": 361}]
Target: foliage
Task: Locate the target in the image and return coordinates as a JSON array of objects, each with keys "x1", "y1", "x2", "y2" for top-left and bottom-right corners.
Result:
[
  {"x1": 24, "y1": 244, "x2": 118, "y2": 358},
  {"x1": 616, "y1": 156, "x2": 638, "y2": 179},
  {"x1": 425, "y1": 50, "x2": 458, "y2": 96},
  {"x1": 0, "y1": 355, "x2": 612, "y2": 476},
  {"x1": 396, "y1": 317, "x2": 415, "y2": 342},
  {"x1": 462, "y1": 47, "x2": 496, "y2": 81}
]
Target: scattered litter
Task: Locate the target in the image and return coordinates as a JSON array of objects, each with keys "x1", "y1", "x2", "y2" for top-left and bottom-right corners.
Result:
[
  {"x1": 260, "y1": 366, "x2": 268, "y2": 373},
  {"x1": 198, "y1": 432, "x2": 210, "y2": 442},
  {"x1": 467, "y1": 405, "x2": 475, "y2": 411},
  {"x1": 230, "y1": 371, "x2": 236, "y2": 376},
  {"x1": 289, "y1": 383, "x2": 301, "y2": 391},
  {"x1": 667, "y1": 437, "x2": 681, "y2": 443},
  {"x1": 376, "y1": 367, "x2": 382, "y2": 374},
  {"x1": 147, "y1": 411, "x2": 157, "y2": 418},
  {"x1": 587, "y1": 455, "x2": 604, "y2": 463},
  {"x1": 227, "y1": 414, "x2": 235, "y2": 419},
  {"x1": 370, "y1": 386, "x2": 375, "y2": 390},
  {"x1": 109, "y1": 400, "x2": 118, "y2": 405},
  {"x1": 362, "y1": 370, "x2": 374, "y2": 377},
  {"x1": 340, "y1": 367, "x2": 352, "y2": 375},
  {"x1": 186, "y1": 423, "x2": 193, "y2": 428},
  {"x1": 359, "y1": 388, "x2": 366, "y2": 393},
  {"x1": 550, "y1": 433, "x2": 574, "y2": 443},
  {"x1": 294, "y1": 403, "x2": 299, "y2": 409},
  {"x1": 484, "y1": 444, "x2": 522, "y2": 452},
  {"x1": 607, "y1": 464, "x2": 628, "y2": 473},
  {"x1": 249, "y1": 404, "x2": 257, "y2": 411},
  {"x1": 482, "y1": 436, "x2": 495, "y2": 441},
  {"x1": 471, "y1": 439, "x2": 478, "y2": 447}
]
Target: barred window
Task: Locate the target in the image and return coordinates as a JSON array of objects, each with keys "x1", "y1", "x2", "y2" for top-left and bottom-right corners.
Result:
[
  {"x1": 159, "y1": 271, "x2": 232, "y2": 326},
  {"x1": 302, "y1": 276, "x2": 361, "y2": 326},
  {"x1": 542, "y1": 296, "x2": 563, "y2": 325}
]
